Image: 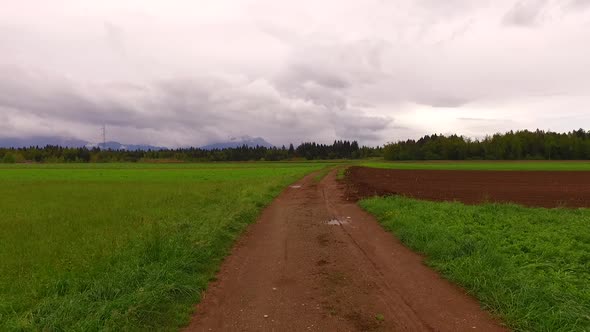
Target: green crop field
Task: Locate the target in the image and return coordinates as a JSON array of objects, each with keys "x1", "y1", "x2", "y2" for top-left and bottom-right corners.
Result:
[
  {"x1": 360, "y1": 196, "x2": 590, "y2": 331},
  {"x1": 0, "y1": 162, "x2": 331, "y2": 331},
  {"x1": 362, "y1": 160, "x2": 590, "y2": 171}
]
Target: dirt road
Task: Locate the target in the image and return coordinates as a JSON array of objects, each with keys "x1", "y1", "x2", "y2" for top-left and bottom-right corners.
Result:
[{"x1": 186, "y1": 170, "x2": 506, "y2": 331}]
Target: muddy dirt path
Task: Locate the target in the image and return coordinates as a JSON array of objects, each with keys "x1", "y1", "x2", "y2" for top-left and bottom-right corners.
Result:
[{"x1": 185, "y1": 170, "x2": 506, "y2": 331}]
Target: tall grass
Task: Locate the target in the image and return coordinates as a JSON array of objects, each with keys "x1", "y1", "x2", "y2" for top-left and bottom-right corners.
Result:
[
  {"x1": 0, "y1": 163, "x2": 326, "y2": 330},
  {"x1": 360, "y1": 196, "x2": 590, "y2": 331}
]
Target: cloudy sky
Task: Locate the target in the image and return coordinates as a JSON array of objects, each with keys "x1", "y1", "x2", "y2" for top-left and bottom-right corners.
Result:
[{"x1": 1, "y1": 0, "x2": 589, "y2": 147}]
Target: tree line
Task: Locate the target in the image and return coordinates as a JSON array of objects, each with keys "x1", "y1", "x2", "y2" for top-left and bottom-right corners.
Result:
[
  {"x1": 2, "y1": 129, "x2": 589, "y2": 163},
  {"x1": 0, "y1": 140, "x2": 381, "y2": 163},
  {"x1": 383, "y1": 129, "x2": 590, "y2": 160}
]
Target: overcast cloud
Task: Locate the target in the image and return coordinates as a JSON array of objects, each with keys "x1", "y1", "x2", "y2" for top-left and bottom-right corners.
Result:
[{"x1": 0, "y1": 0, "x2": 589, "y2": 147}]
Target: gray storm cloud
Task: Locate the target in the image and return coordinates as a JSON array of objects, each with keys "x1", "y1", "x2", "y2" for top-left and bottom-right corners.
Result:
[
  {"x1": 502, "y1": 0, "x2": 548, "y2": 26},
  {"x1": 0, "y1": 0, "x2": 589, "y2": 147}
]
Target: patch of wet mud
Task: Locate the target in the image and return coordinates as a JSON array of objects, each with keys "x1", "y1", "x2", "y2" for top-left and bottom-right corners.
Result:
[
  {"x1": 316, "y1": 233, "x2": 330, "y2": 246},
  {"x1": 345, "y1": 310, "x2": 383, "y2": 331},
  {"x1": 316, "y1": 259, "x2": 329, "y2": 266}
]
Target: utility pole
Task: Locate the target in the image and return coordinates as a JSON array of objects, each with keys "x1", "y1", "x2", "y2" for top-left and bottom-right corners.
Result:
[{"x1": 101, "y1": 124, "x2": 106, "y2": 149}]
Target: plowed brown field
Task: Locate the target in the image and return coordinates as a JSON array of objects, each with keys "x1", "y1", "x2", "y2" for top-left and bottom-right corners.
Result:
[{"x1": 345, "y1": 166, "x2": 590, "y2": 208}]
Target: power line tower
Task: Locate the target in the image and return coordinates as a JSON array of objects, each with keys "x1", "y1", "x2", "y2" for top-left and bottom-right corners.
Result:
[{"x1": 101, "y1": 124, "x2": 106, "y2": 149}]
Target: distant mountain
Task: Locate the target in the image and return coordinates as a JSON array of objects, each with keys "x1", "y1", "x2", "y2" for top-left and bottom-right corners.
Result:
[
  {"x1": 0, "y1": 135, "x2": 273, "y2": 151},
  {"x1": 87, "y1": 141, "x2": 166, "y2": 151},
  {"x1": 0, "y1": 136, "x2": 88, "y2": 148},
  {"x1": 0, "y1": 136, "x2": 165, "y2": 151},
  {"x1": 200, "y1": 136, "x2": 274, "y2": 150}
]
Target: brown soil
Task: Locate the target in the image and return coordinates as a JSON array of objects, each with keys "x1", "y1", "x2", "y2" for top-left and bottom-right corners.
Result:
[
  {"x1": 185, "y1": 170, "x2": 507, "y2": 331},
  {"x1": 345, "y1": 166, "x2": 590, "y2": 208}
]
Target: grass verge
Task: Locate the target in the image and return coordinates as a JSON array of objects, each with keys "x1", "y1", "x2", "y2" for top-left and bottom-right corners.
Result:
[
  {"x1": 360, "y1": 196, "x2": 590, "y2": 331},
  {"x1": 313, "y1": 166, "x2": 334, "y2": 183},
  {"x1": 336, "y1": 167, "x2": 347, "y2": 181},
  {"x1": 0, "y1": 163, "x2": 328, "y2": 330}
]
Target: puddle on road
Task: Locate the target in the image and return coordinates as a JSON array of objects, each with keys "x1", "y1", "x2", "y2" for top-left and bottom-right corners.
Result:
[
  {"x1": 326, "y1": 219, "x2": 349, "y2": 225},
  {"x1": 290, "y1": 185, "x2": 302, "y2": 189}
]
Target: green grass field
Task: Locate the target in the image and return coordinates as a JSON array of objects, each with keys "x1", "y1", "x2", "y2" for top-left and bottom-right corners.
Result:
[
  {"x1": 360, "y1": 196, "x2": 590, "y2": 331},
  {"x1": 0, "y1": 162, "x2": 330, "y2": 330},
  {"x1": 362, "y1": 160, "x2": 590, "y2": 171},
  {"x1": 4, "y1": 160, "x2": 589, "y2": 330}
]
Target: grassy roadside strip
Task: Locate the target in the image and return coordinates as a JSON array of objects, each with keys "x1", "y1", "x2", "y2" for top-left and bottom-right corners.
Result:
[
  {"x1": 314, "y1": 165, "x2": 353, "y2": 183},
  {"x1": 313, "y1": 165, "x2": 334, "y2": 182},
  {"x1": 336, "y1": 167, "x2": 347, "y2": 181},
  {"x1": 359, "y1": 196, "x2": 590, "y2": 331}
]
